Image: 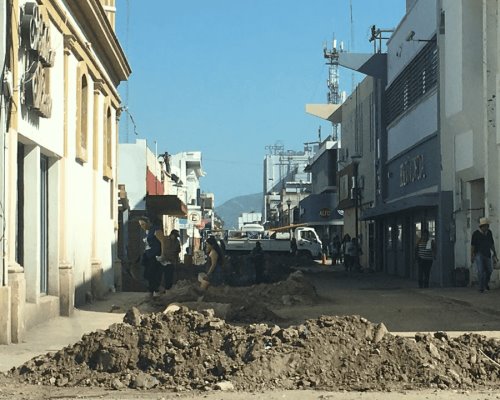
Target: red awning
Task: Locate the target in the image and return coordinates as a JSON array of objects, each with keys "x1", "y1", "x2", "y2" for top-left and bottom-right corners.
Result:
[{"x1": 145, "y1": 195, "x2": 187, "y2": 217}]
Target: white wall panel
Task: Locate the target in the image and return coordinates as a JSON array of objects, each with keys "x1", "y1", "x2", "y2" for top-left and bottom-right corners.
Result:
[{"x1": 387, "y1": 93, "x2": 438, "y2": 160}]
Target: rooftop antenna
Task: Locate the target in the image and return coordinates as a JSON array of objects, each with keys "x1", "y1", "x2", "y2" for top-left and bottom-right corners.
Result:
[{"x1": 323, "y1": 34, "x2": 344, "y2": 141}]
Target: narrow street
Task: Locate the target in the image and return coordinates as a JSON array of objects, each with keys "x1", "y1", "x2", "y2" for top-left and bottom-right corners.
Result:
[{"x1": 1, "y1": 262, "x2": 500, "y2": 399}]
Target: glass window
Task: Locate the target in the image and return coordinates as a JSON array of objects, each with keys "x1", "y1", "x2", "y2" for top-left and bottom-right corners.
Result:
[
  {"x1": 415, "y1": 221, "x2": 422, "y2": 241},
  {"x1": 386, "y1": 225, "x2": 393, "y2": 250},
  {"x1": 397, "y1": 224, "x2": 403, "y2": 250},
  {"x1": 427, "y1": 219, "x2": 436, "y2": 240}
]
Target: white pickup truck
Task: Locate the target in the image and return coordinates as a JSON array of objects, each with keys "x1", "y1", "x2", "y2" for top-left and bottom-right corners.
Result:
[{"x1": 224, "y1": 227, "x2": 323, "y2": 259}]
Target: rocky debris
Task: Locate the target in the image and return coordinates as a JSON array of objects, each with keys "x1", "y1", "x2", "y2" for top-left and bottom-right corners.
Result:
[
  {"x1": 145, "y1": 271, "x2": 316, "y2": 324},
  {"x1": 123, "y1": 307, "x2": 142, "y2": 326},
  {"x1": 9, "y1": 307, "x2": 500, "y2": 393}
]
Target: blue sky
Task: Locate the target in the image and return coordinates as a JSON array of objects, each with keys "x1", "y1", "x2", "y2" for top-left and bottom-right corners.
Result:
[{"x1": 115, "y1": 0, "x2": 405, "y2": 204}]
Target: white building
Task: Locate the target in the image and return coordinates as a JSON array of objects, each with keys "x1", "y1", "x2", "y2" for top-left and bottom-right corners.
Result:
[
  {"x1": 440, "y1": 0, "x2": 500, "y2": 285},
  {"x1": 263, "y1": 148, "x2": 314, "y2": 228},
  {"x1": 0, "y1": 0, "x2": 130, "y2": 344},
  {"x1": 238, "y1": 212, "x2": 263, "y2": 230},
  {"x1": 170, "y1": 151, "x2": 205, "y2": 252}
]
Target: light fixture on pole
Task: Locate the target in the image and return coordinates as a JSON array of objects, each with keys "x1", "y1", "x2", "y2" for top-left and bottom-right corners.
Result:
[
  {"x1": 286, "y1": 199, "x2": 292, "y2": 225},
  {"x1": 351, "y1": 155, "x2": 362, "y2": 243}
]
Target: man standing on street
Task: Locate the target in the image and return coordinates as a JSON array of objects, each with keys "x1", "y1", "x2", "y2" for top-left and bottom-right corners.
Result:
[
  {"x1": 157, "y1": 229, "x2": 181, "y2": 290},
  {"x1": 471, "y1": 217, "x2": 498, "y2": 293}
]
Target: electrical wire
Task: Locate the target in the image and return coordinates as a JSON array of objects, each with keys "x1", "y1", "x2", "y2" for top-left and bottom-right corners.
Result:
[{"x1": 120, "y1": 106, "x2": 139, "y2": 137}]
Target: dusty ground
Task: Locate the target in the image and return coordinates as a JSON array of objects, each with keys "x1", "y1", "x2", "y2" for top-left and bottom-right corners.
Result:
[{"x1": 2, "y1": 261, "x2": 500, "y2": 399}]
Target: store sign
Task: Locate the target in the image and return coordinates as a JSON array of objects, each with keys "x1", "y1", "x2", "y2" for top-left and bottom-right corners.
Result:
[
  {"x1": 399, "y1": 154, "x2": 425, "y2": 187},
  {"x1": 20, "y1": 2, "x2": 54, "y2": 118},
  {"x1": 319, "y1": 208, "x2": 331, "y2": 218}
]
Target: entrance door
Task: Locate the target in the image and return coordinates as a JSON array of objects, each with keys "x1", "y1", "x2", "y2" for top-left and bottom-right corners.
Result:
[{"x1": 40, "y1": 155, "x2": 49, "y2": 294}]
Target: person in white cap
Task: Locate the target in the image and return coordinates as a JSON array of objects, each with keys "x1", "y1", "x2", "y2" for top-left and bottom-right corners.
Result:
[{"x1": 471, "y1": 217, "x2": 498, "y2": 292}]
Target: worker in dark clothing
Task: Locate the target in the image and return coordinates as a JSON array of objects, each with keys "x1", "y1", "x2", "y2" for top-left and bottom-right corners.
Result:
[{"x1": 251, "y1": 241, "x2": 265, "y2": 284}]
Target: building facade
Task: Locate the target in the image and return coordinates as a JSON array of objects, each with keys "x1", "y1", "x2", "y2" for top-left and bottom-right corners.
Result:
[
  {"x1": 440, "y1": 0, "x2": 500, "y2": 286},
  {"x1": 0, "y1": 0, "x2": 130, "y2": 344},
  {"x1": 301, "y1": 139, "x2": 343, "y2": 241},
  {"x1": 170, "y1": 151, "x2": 205, "y2": 253},
  {"x1": 263, "y1": 148, "x2": 314, "y2": 228}
]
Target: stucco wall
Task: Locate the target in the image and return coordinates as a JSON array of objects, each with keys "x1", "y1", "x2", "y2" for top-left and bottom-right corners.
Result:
[{"x1": 118, "y1": 141, "x2": 147, "y2": 210}]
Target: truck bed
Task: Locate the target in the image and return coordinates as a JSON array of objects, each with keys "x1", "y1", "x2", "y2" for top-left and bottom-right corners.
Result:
[{"x1": 225, "y1": 238, "x2": 290, "y2": 253}]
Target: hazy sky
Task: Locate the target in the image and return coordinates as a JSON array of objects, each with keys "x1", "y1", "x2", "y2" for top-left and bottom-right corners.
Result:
[{"x1": 115, "y1": 0, "x2": 405, "y2": 204}]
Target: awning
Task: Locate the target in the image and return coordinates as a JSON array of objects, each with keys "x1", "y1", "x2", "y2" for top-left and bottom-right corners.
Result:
[
  {"x1": 361, "y1": 193, "x2": 439, "y2": 220},
  {"x1": 303, "y1": 220, "x2": 344, "y2": 226},
  {"x1": 305, "y1": 104, "x2": 342, "y2": 123},
  {"x1": 145, "y1": 195, "x2": 188, "y2": 217}
]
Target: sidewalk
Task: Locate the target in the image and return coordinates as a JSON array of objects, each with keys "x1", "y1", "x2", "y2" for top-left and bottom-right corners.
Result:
[{"x1": 0, "y1": 292, "x2": 150, "y2": 372}]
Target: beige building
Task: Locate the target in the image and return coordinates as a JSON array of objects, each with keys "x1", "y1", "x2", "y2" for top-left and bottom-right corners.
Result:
[{"x1": 0, "y1": 0, "x2": 130, "y2": 344}]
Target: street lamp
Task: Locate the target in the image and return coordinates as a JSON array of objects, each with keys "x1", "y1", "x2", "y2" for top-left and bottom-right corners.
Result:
[
  {"x1": 286, "y1": 199, "x2": 292, "y2": 226},
  {"x1": 351, "y1": 155, "x2": 361, "y2": 243}
]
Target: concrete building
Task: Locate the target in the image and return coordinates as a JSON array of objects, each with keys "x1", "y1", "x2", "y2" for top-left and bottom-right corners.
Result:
[
  {"x1": 301, "y1": 138, "x2": 343, "y2": 246},
  {"x1": 368, "y1": 0, "x2": 452, "y2": 285},
  {"x1": 263, "y1": 148, "x2": 314, "y2": 228},
  {"x1": 238, "y1": 212, "x2": 263, "y2": 230},
  {"x1": 170, "y1": 151, "x2": 205, "y2": 253},
  {"x1": 0, "y1": 0, "x2": 131, "y2": 344},
  {"x1": 440, "y1": 0, "x2": 500, "y2": 286},
  {"x1": 0, "y1": 0, "x2": 8, "y2": 343},
  {"x1": 117, "y1": 139, "x2": 187, "y2": 286}
]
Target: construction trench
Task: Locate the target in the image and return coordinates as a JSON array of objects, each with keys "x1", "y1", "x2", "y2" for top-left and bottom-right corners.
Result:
[{"x1": 3, "y1": 255, "x2": 500, "y2": 393}]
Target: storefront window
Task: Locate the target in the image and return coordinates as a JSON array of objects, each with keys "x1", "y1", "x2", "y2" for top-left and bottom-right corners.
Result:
[
  {"x1": 427, "y1": 219, "x2": 436, "y2": 239},
  {"x1": 414, "y1": 222, "x2": 422, "y2": 241},
  {"x1": 397, "y1": 224, "x2": 403, "y2": 250}
]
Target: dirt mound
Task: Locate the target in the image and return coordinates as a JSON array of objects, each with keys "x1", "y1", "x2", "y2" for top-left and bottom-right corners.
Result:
[
  {"x1": 10, "y1": 308, "x2": 500, "y2": 392},
  {"x1": 147, "y1": 271, "x2": 317, "y2": 324}
]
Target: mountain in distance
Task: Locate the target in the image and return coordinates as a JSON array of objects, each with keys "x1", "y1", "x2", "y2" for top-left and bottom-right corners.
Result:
[{"x1": 215, "y1": 192, "x2": 263, "y2": 230}]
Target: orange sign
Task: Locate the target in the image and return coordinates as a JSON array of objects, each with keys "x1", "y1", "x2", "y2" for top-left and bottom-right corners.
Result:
[{"x1": 319, "y1": 208, "x2": 331, "y2": 218}]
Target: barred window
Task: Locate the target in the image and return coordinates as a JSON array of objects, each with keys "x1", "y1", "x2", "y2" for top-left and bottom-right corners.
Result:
[{"x1": 386, "y1": 37, "x2": 438, "y2": 125}]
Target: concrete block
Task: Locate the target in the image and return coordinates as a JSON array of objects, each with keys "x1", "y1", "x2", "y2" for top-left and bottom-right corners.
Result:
[
  {"x1": 8, "y1": 268, "x2": 26, "y2": 343},
  {"x1": 59, "y1": 263, "x2": 74, "y2": 317},
  {"x1": 0, "y1": 286, "x2": 12, "y2": 344}
]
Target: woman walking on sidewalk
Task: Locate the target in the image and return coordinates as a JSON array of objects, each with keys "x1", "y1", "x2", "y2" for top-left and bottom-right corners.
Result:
[{"x1": 415, "y1": 229, "x2": 436, "y2": 288}]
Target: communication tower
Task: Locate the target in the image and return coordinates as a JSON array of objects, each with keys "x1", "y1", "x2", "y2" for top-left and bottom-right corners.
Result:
[{"x1": 323, "y1": 36, "x2": 344, "y2": 141}]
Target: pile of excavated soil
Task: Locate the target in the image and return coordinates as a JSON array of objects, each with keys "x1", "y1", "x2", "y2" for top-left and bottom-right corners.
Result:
[
  {"x1": 148, "y1": 271, "x2": 318, "y2": 323},
  {"x1": 10, "y1": 307, "x2": 500, "y2": 392}
]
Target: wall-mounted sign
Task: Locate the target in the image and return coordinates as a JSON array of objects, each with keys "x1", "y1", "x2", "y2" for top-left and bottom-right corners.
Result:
[
  {"x1": 189, "y1": 212, "x2": 201, "y2": 223},
  {"x1": 20, "y1": 2, "x2": 54, "y2": 118},
  {"x1": 399, "y1": 154, "x2": 425, "y2": 187},
  {"x1": 319, "y1": 208, "x2": 332, "y2": 218}
]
